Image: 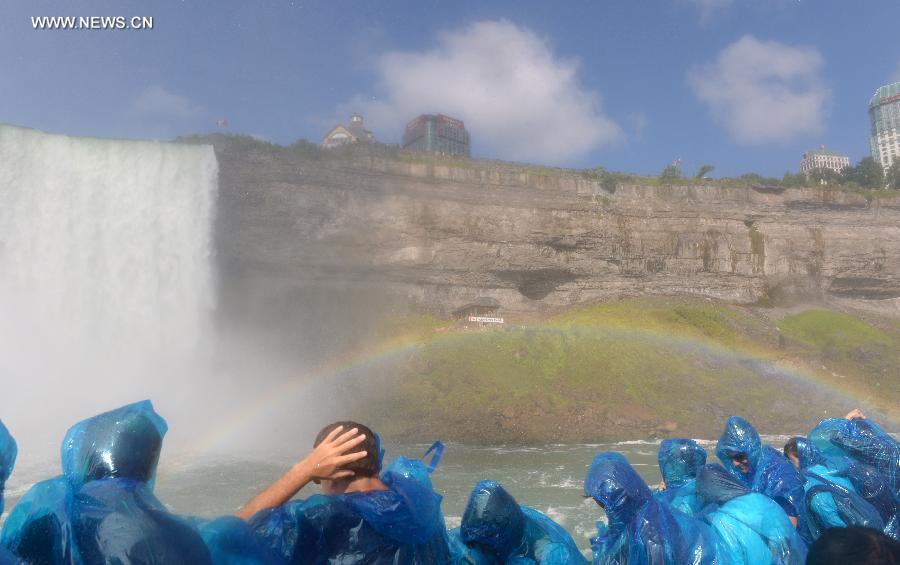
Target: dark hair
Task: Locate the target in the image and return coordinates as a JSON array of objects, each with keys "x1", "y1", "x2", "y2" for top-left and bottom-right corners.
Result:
[
  {"x1": 313, "y1": 421, "x2": 381, "y2": 478},
  {"x1": 806, "y1": 526, "x2": 900, "y2": 565},
  {"x1": 784, "y1": 437, "x2": 799, "y2": 460}
]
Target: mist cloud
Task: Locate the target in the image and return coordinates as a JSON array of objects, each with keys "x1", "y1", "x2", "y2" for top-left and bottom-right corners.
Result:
[
  {"x1": 350, "y1": 20, "x2": 622, "y2": 164},
  {"x1": 688, "y1": 35, "x2": 830, "y2": 144}
]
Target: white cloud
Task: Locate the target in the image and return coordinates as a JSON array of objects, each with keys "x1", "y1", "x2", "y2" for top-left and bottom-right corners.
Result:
[
  {"x1": 684, "y1": 0, "x2": 734, "y2": 26},
  {"x1": 688, "y1": 35, "x2": 830, "y2": 144},
  {"x1": 130, "y1": 85, "x2": 204, "y2": 120},
  {"x1": 347, "y1": 20, "x2": 622, "y2": 164}
]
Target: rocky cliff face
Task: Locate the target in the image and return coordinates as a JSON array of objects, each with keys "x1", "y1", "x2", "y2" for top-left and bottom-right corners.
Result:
[{"x1": 207, "y1": 137, "x2": 900, "y2": 333}]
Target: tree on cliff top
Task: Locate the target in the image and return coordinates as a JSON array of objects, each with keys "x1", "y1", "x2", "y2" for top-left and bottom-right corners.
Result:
[
  {"x1": 695, "y1": 164, "x2": 714, "y2": 179},
  {"x1": 809, "y1": 167, "x2": 842, "y2": 186},
  {"x1": 842, "y1": 157, "x2": 884, "y2": 189},
  {"x1": 782, "y1": 171, "x2": 806, "y2": 187},
  {"x1": 659, "y1": 164, "x2": 683, "y2": 183},
  {"x1": 886, "y1": 161, "x2": 900, "y2": 190}
]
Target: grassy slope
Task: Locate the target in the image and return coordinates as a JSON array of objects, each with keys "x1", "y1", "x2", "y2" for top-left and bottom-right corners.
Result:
[
  {"x1": 775, "y1": 309, "x2": 900, "y2": 405},
  {"x1": 356, "y1": 299, "x2": 899, "y2": 443}
]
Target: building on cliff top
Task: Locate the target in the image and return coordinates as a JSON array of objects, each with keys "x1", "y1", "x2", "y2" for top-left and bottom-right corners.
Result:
[
  {"x1": 453, "y1": 297, "x2": 503, "y2": 325},
  {"x1": 402, "y1": 114, "x2": 470, "y2": 157},
  {"x1": 321, "y1": 113, "x2": 375, "y2": 148},
  {"x1": 800, "y1": 146, "x2": 850, "y2": 180},
  {"x1": 869, "y1": 82, "x2": 900, "y2": 171}
]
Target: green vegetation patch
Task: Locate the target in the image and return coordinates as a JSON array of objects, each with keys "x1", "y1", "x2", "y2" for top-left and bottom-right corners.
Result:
[
  {"x1": 548, "y1": 298, "x2": 766, "y2": 348},
  {"x1": 367, "y1": 320, "x2": 861, "y2": 442},
  {"x1": 777, "y1": 310, "x2": 893, "y2": 353}
]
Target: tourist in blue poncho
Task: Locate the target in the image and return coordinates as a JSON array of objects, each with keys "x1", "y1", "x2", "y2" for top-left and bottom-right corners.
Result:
[
  {"x1": 715, "y1": 416, "x2": 806, "y2": 535},
  {"x1": 448, "y1": 480, "x2": 586, "y2": 564},
  {"x1": 0, "y1": 420, "x2": 20, "y2": 565},
  {"x1": 694, "y1": 464, "x2": 807, "y2": 564},
  {"x1": 654, "y1": 438, "x2": 706, "y2": 516},
  {"x1": 243, "y1": 421, "x2": 450, "y2": 564},
  {"x1": 584, "y1": 451, "x2": 723, "y2": 565},
  {"x1": 785, "y1": 436, "x2": 895, "y2": 540},
  {"x1": 1, "y1": 400, "x2": 212, "y2": 564},
  {"x1": 0, "y1": 419, "x2": 17, "y2": 518},
  {"x1": 807, "y1": 411, "x2": 900, "y2": 500}
]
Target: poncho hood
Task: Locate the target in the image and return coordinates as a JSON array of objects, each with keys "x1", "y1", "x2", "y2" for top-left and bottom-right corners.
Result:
[
  {"x1": 61, "y1": 400, "x2": 167, "y2": 487},
  {"x1": 584, "y1": 452, "x2": 651, "y2": 537},
  {"x1": 459, "y1": 480, "x2": 527, "y2": 558},
  {"x1": 658, "y1": 439, "x2": 707, "y2": 489},
  {"x1": 716, "y1": 416, "x2": 763, "y2": 483}
]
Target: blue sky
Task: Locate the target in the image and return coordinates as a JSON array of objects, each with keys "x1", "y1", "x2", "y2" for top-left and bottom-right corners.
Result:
[{"x1": 2, "y1": 0, "x2": 898, "y2": 177}]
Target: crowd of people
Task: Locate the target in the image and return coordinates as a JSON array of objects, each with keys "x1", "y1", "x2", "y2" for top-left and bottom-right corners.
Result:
[{"x1": 0, "y1": 401, "x2": 898, "y2": 564}]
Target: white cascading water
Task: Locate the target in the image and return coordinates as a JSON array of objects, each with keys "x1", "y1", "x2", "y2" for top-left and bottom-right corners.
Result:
[{"x1": 0, "y1": 124, "x2": 217, "y2": 453}]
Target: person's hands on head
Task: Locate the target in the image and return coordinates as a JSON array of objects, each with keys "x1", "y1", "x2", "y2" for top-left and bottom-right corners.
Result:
[
  {"x1": 303, "y1": 425, "x2": 368, "y2": 481},
  {"x1": 235, "y1": 423, "x2": 371, "y2": 520},
  {"x1": 844, "y1": 408, "x2": 866, "y2": 421}
]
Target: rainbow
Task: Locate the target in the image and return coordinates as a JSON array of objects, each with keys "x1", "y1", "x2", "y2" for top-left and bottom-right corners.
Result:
[{"x1": 190, "y1": 322, "x2": 891, "y2": 454}]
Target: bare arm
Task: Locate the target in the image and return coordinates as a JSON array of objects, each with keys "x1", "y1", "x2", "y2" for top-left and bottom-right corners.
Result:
[{"x1": 236, "y1": 426, "x2": 367, "y2": 521}]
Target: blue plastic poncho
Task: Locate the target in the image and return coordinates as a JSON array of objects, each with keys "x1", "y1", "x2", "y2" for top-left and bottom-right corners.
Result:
[
  {"x1": 249, "y1": 454, "x2": 449, "y2": 563},
  {"x1": 250, "y1": 490, "x2": 444, "y2": 564},
  {"x1": 795, "y1": 436, "x2": 898, "y2": 539},
  {"x1": 807, "y1": 417, "x2": 900, "y2": 499},
  {"x1": 192, "y1": 516, "x2": 284, "y2": 565},
  {"x1": 61, "y1": 399, "x2": 167, "y2": 487},
  {"x1": 0, "y1": 420, "x2": 16, "y2": 517},
  {"x1": 0, "y1": 545, "x2": 17, "y2": 564},
  {"x1": 1, "y1": 400, "x2": 212, "y2": 565},
  {"x1": 695, "y1": 464, "x2": 807, "y2": 564},
  {"x1": 380, "y1": 445, "x2": 453, "y2": 564},
  {"x1": 715, "y1": 417, "x2": 805, "y2": 524},
  {"x1": 801, "y1": 469, "x2": 884, "y2": 540},
  {"x1": 658, "y1": 439, "x2": 706, "y2": 489},
  {"x1": 452, "y1": 480, "x2": 585, "y2": 564},
  {"x1": 448, "y1": 529, "x2": 495, "y2": 565},
  {"x1": 73, "y1": 477, "x2": 211, "y2": 564},
  {"x1": 0, "y1": 421, "x2": 20, "y2": 565},
  {"x1": 0, "y1": 476, "x2": 79, "y2": 564},
  {"x1": 654, "y1": 439, "x2": 706, "y2": 516},
  {"x1": 584, "y1": 452, "x2": 722, "y2": 565}
]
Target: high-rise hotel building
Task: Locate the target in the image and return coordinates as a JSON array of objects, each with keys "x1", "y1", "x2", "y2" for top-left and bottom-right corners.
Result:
[
  {"x1": 402, "y1": 114, "x2": 470, "y2": 157},
  {"x1": 869, "y1": 82, "x2": 900, "y2": 171}
]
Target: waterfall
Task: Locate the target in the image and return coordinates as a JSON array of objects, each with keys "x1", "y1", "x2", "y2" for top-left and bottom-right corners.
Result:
[
  {"x1": 0, "y1": 124, "x2": 216, "y2": 352},
  {"x1": 0, "y1": 124, "x2": 217, "y2": 447}
]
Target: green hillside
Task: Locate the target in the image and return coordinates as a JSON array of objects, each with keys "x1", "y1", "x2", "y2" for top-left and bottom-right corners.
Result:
[{"x1": 354, "y1": 298, "x2": 899, "y2": 443}]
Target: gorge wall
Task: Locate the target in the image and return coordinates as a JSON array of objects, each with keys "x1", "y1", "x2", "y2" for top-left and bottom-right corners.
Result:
[{"x1": 204, "y1": 136, "x2": 900, "y2": 344}]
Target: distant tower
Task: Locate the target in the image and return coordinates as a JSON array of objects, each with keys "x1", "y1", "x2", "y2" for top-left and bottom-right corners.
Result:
[
  {"x1": 869, "y1": 82, "x2": 900, "y2": 171},
  {"x1": 350, "y1": 113, "x2": 364, "y2": 126}
]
